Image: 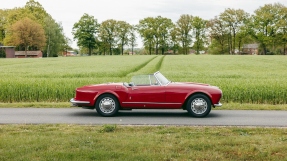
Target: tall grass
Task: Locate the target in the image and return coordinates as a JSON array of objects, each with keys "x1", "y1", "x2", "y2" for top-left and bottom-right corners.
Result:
[
  {"x1": 0, "y1": 55, "x2": 286, "y2": 104},
  {"x1": 0, "y1": 56, "x2": 155, "y2": 102},
  {"x1": 161, "y1": 55, "x2": 287, "y2": 104}
]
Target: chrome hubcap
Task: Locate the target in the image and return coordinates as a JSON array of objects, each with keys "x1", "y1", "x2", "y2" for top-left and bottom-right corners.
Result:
[
  {"x1": 99, "y1": 97, "x2": 115, "y2": 114},
  {"x1": 191, "y1": 98, "x2": 207, "y2": 114}
]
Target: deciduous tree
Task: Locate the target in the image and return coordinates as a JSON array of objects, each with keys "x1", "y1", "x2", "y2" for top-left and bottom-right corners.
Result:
[
  {"x1": 207, "y1": 17, "x2": 229, "y2": 54},
  {"x1": 129, "y1": 26, "x2": 138, "y2": 55},
  {"x1": 193, "y1": 16, "x2": 207, "y2": 54},
  {"x1": 44, "y1": 17, "x2": 66, "y2": 57},
  {"x1": 176, "y1": 14, "x2": 193, "y2": 54},
  {"x1": 72, "y1": 13, "x2": 99, "y2": 56},
  {"x1": 248, "y1": 3, "x2": 285, "y2": 54},
  {"x1": 275, "y1": 5, "x2": 287, "y2": 54},
  {"x1": 138, "y1": 16, "x2": 173, "y2": 55},
  {"x1": 137, "y1": 17, "x2": 156, "y2": 55},
  {"x1": 117, "y1": 21, "x2": 132, "y2": 55},
  {"x1": 24, "y1": 0, "x2": 48, "y2": 26},
  {"x1": 26, "y1": 0, "x2": 67, "y2": 56},
  {"x1": 98, "y1": 19, "x2": 118, "y2": 55},
  {"x1": 156, "y1": 16, "x2": 173, "y2": 55},
  {"x1": 5, "y1": 17, "x2": 46, "y2": 57},
  {"x1": 0, "y1": 9, "x2": 7, "y2": 45},
  {"x1": 220, "y1": 8, "x2": 249, "y2": 54},
  {"x1": 170, "y1": 28, "x2": 180, "y2": 54}
]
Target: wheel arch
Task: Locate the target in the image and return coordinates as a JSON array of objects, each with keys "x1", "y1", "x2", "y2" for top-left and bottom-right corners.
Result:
[
  {"x1": 182, "y1": 92, "x2": 212, "y2": 110},
  {"x1": 92, "y1": 92, "x2": 120, "y2": 107}
]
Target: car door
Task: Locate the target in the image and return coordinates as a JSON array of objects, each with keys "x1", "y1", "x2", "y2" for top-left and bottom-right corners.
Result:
[
  {"x1": 122, "y1": 85, "x2": 166, "y2": 108},
  {"x1": 164, "y1": 83, "x2": 187, "y2": 108}
]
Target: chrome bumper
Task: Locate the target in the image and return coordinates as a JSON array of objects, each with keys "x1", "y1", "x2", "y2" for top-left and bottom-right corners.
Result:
[
  {"x1": 214, "y1": 102, "x2": 222, "y2": 107},
  {"x1": 70, "y1": 98, "x2": 90, "y2": 106}
]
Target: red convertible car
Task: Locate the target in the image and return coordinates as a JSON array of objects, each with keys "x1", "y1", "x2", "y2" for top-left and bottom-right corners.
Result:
[{"x1": 70, "y1": 71, "x2": 222, "y2": 117}]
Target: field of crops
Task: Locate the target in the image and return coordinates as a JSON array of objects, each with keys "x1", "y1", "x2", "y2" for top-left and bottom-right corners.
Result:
[{"x1": 0, "y1": 55, "x2": 286, "y2": 104}]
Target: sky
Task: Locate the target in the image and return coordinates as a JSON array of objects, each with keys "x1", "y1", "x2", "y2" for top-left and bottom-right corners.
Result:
[{"x1": 1, "y1": 0, "x2": 286, "y2": 48}]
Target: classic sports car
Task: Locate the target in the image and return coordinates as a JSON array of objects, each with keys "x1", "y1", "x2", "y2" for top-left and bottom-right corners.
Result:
[{"x1": 70, "y1": 71, "x2": 222, "y2": 117}]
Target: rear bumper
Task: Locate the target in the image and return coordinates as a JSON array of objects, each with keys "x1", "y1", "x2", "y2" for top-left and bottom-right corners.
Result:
[
  {"x1": 70, "y1": 98, "x2": 90, "y2": 106},
  {"x1": 214, "y1": 102, "x2": 222, "y2": 107}
]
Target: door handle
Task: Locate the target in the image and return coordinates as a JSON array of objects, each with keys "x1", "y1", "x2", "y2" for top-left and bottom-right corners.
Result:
[{"x1": 132, "y1": 87, "x2": 138, "y2": 90}]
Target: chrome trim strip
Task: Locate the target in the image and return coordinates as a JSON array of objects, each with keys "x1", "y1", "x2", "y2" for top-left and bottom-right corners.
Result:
[
  {"x1": 70, "y1": 98, "x2": 90, "y2": 105},
  {"x1": 214, "y1": 103, "x2": 222, "y2": 107},
  {"x1": 122, "y1": 102, "x2": 181, "y2": 105}
]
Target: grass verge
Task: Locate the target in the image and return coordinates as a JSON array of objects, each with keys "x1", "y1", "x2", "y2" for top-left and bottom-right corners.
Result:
[
  {"x1": 1, "y1": 124, "x2": 287, "y2": 161},
  {"x1": 1, "y1": 102, "x2": 287, "y2": 110},
  {"x1": 0, "y1": 102, "x2": 71, "y2": 108}
]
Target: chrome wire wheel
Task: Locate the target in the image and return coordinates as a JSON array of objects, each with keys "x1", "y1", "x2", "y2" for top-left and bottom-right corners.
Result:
[
  {"x1": 95, "y1": 94, "x2": 119, "y2": 116},
  {"x1": 99, "y1": 97, "x2": 116, "y2": 114},
  {"x1": 190, "y1": 98, "x2": 208, "y2": 115},
  {"x1": 186, "y1": 94, "x2": 211, "y2": 117}
]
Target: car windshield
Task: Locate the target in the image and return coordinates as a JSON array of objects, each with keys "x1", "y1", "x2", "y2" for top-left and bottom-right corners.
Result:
[
  {"x1": 128, "y1": 71, "x2": 170, "y2": 86},
  {"x1": 131, "y1": 74, "x2": 158, "y2": 86}
]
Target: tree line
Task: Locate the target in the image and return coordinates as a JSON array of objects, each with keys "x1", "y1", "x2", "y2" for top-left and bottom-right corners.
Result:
[
  {"x1": 73, "y1": 2, "x2": 287, "y2": 55},
  {"x1": 0, "y1": 1, "x2": 287, "y2": 56}
]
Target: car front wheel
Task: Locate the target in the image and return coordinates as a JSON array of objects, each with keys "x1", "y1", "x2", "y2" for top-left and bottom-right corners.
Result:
[
  {"x1": 95, "y1": 94, "x2": 119, "y2": 117},
  {"x1": 186, "y1": 94, "x2": 211, "y2": 117}
]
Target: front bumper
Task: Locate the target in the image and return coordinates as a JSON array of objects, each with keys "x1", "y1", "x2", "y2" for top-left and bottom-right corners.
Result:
[
  {"x1": 214, "y1": 102, "x2": 222, "y2": 107},
  {"x1": 70, "y1": 98, "x2": 90, "y2": 106}
]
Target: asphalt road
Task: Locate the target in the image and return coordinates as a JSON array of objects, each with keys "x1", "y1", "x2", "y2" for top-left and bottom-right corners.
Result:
[{"x1": 1, "y1": 108, "x2": 287, "y2": 127}]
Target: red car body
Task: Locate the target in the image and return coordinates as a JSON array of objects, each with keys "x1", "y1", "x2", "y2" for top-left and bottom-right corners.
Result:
[{"x1": 71, "y1": 71, "x2": 222, "y2": 117}]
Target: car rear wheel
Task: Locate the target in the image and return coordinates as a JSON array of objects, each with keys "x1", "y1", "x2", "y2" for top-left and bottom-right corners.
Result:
[
  {"x1": 95, "y1": 94, "x2": 119, "y2": 117},
  {"x1": 186, "y1": 94, "x2": 211, "y2": 117}
]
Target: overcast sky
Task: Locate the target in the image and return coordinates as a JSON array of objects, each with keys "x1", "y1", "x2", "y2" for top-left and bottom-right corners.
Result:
[{"x1": 1, "y1": 0, "x2": 286, "y2": 48}]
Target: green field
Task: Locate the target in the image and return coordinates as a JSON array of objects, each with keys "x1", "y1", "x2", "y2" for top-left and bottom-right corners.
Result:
[
  {"x1": 0, "y1": 55, "x2": 287, "y2": 104},
  {"x1": 1, "y1": 56, "x2": 287, "y2": 161}
]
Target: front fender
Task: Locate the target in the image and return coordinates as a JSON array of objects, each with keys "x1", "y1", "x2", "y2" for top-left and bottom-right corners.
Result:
[
  {"x1": 185, "y1": 90, "x2": 213, "y2": 103},
  {"x1": 92, "y1": 91, "x2": 120, "y2": 106}
]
